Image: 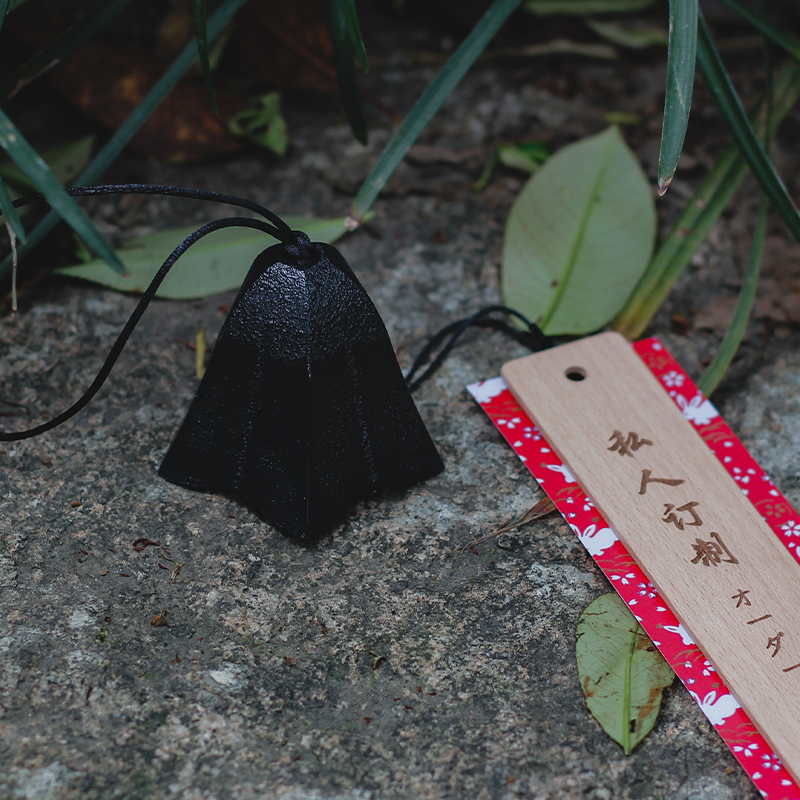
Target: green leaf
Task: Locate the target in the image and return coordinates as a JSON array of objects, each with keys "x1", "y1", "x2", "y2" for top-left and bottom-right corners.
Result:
[
  {"x1": 698, "y1": 194, "x2": 767, "y2": 396},
  {"x1": 585, "y1": 18, "x2": 668, "y2": 49},
  {"x1": 697, "y1": 14, "x2": 800, "y2": 243},
  {"x1": 192, "y1": 0, "x2": 218, "y2": 114},
  {"x1": 0, "y1": 135, "x2": 94, "y2": 193},
  {"x1": 0, "y1": 0, "x2": 11, "y2": 36},
  {"x1": 349, "y1": 0, "x2": 522, "y2": 223},
  {"x1": 524, "y1": 0, "x2": 654, "y2": 16},
  {"x1": 328, "y1": 0, "x2": 367, "y2": 144},
  {"x1": 0, "y1": 111, "x2": 122, "y2": 273},
  {"x1": 228, "y1": 93, "x2": 288, "y2": 156},
  {"x1": 498, "y1": 141, "x2": 551, "y2": 173},
  {"x1": 657, "y1": 0, "x2": 697, "y2": 193},
  {"x1": 501, "y1": 127, "x2": 656, "y2": 335},
  {"x1": 339, "y1": 0, "x2": 368, "y2": 73},
  {"x1": 0, "y1": 175, "x2": 26, "y2": 243},
  {"x1": 0, "y1": 0, "x2": 250, "y2": 284},
  {"x1": 55, "y1": 217, "x2": 350, "y2": 299},
  {"x1": 576, "y1": 593, "x2": 674, "y2": 754},
  {"x1": 717, "y1": 0, "x2": 800, "y2": 63}
]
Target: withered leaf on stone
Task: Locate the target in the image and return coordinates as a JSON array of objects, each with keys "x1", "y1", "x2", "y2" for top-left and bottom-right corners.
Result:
[{"x1": 50, "y1": 43, "x2": 245, "y2": 163}]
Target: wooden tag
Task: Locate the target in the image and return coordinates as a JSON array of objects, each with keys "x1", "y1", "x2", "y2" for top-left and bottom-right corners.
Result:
[{"x1": 502, "y1": 332, "x2": 800, "y2": 782}]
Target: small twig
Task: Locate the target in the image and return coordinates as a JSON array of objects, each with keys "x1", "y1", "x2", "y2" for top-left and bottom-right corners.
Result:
[
  {"x1": 5, "y1": 222, "x2": 17, "y2": 314},
  {"x1": 456, "y1": 496, "x2": 557, "y2": 556}
]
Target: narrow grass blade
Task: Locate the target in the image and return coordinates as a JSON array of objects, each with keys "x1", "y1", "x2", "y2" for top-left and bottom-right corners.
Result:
[
  {"x1": 657, "y1": 0, "x2": 697, "y2": 193},
  {"x1": 0, "y1": 110, "x2": 122, "y2": 272},
  {"x1": 328, "y1": 0, "x2": 367, "y2": 144},
  {"x1": 0, "y1": 0, "x2": 136, "y2": 100},
  {"x1": 0, "y1": 0, "x2": 11, "y2": 36},
  {"x1": 0, "y1": 175, "x2": 26, "y2": 243},
  {"x1": 613, "y1": 60, "x2": 800, "y2": 339},
  {"x1": 524, "y1": 0, "x2": 654, "y2": 13},
  {"x1": 717, "y1": 0, "x2": 800, "y2": 62},
  {"x1": 697, "y1": 14, "x2": 800, "y2": 242},
  {"x1": 340, "y1": 0, "x2": 368, "y2": 72},
  {"x1": 192, "y1": 0, "x2": 218, "y2": 114},
  {"x1": 348, "y1": 0, "x2": 522, "y2": 223},
  {"x1": 0, "y1": 0, "x2": 249, "y2": 283},
  {"x1": 698, "y1": 194, "x2": 766, "y2": 396}
]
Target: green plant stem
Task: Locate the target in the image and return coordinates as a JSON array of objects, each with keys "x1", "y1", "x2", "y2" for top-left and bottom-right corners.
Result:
[
  {"x1": 698, "y1": 16, "x2": 772, "y2": 396},
  {"x1": 0, "y1": 110, "x2": 123, "y2": 272},
  {"x1": 697, "y1": 13, "x2": 800, "y2": 241},
  {"x1": 612, "y1": 61, "x2": 800, "y2": 339},
  {"x1": 0, "y1": 0, "x2": 11, "y2": 37},
  {"x1": 0, "y1": 174, "x2": 25, "y2": 243},
  {"x1": 192, "y1": 0, "x2": 217, "y2": 114},
  {"x1": 347, "y1": 0, "x2": 522, "y2": 224},
  {"x1": 0, "y1": 0, "x2": 249, "y2": 283},
  {"x1": 717, "y1": 0, "x2": 800, "y2": 62},
  {"x1": 698, "y1": 195, "x2": 766, "y2": 397}
]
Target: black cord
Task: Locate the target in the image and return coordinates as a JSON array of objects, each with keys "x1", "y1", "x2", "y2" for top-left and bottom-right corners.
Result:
[
  {"x1": 405, "y1": 305, "x2": 553, "y2": 392},
  {"x1": 11, "y1": 184, "x2": 294, "y2": 242},
  {"x1": 0, "y1": 216, "x2": 280, "y2": 441}
]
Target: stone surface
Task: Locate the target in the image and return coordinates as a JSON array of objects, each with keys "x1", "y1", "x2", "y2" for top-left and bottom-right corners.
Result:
[{"x1": 1, "y1": 10, "x2": 797, "y2": 799}]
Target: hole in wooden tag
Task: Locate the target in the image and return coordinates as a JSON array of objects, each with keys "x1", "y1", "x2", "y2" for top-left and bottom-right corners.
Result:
[{"x1": 565, "y1": 367, "x2": 587, "y2": 382}]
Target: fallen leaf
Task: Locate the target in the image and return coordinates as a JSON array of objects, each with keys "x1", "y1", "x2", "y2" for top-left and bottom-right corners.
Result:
[
  {"x1": 50, "y1": 43, "x2": 244, "y2": 162},
  {"x1": 151, "y1": 610, "x2": 169, "y2": 628},
  {"x1": 57, "y1": 216, "x2": 350, "y2": 299},
  {"x1": 502, "y1": 127, "x2": 656, "y2": 335},
  {"x1": 576, "y1": 593, "x2": 674, "y2": 754},
  {"x1": 457, "y1": 496, "x2": 556, "y2": 555},
  {"x1": 228, "y1": 92, "x2": 288, "y2": 156}
]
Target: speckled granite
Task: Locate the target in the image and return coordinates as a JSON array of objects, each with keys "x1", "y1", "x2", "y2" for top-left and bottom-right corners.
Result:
[{"x1": 1, "y1": 25, "x2": 798, "y2": 799}]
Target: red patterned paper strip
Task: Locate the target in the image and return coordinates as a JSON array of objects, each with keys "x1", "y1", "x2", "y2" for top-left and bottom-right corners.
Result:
[{"x1": 468, "y1": 337, "x2": 800, "y2": 800}]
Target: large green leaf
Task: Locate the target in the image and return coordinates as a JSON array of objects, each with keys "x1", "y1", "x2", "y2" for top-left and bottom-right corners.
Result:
[
  {"x1": 501, "y1": 126, "x2": 655, "y2": 335},
  {"x1": 56, "y1": 217, "x2": 350, "y2": 299},
  {"x1": 576, "y1": 593, "x2": 675, "y2": 754}
]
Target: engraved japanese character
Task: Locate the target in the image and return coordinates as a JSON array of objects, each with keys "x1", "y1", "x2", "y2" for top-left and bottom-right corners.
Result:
[
  {"x1": 747, "y1": 614, "x2": 772, "y2": 625},
  {"x1": 608, "y1": 431, "x2": 653, "y2": 458},
  {"x1": 690, "y1": 531, "x2": 738, "y2": 566},
  {"x1": 767, "y1": 632, "x2": 784, "y2": 657},
  {"x1": 731, "y1": 590, "x2": 751, "y2": 608},
  {"x1": 639, "y1": 469, "x2": 685, "y2": 495},
  {"x1": 663, "y1": 501, "x2": 703, "y2": 530}
]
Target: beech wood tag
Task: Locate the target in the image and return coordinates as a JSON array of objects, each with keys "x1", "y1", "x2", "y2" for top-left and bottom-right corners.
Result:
[{"x1": 502, "y1": 331, "x2": 800, "y2": 783}]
